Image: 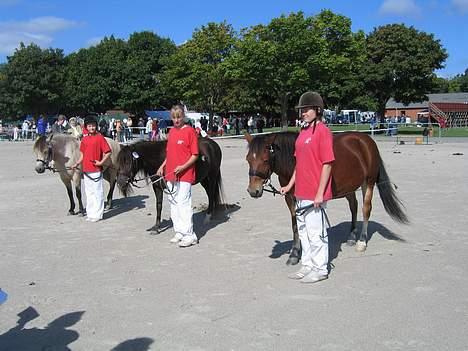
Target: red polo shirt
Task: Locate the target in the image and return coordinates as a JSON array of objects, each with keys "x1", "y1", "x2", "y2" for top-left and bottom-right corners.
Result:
[
  {"x1": 80, "y1": 133, "x2": 111, "y2": 172},
  {"x1": 294, "y1": 123, "x2": 335, "y2": 201},
  {"x1": 165, "y1": 125, "x2": 198, "y2": 183}
]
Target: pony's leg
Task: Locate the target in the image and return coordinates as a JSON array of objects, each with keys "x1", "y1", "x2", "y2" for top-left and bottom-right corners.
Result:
[
  {"x1": 105, "y1": 176, "x2": 116, "y2": 210},
  {"x1": 65, "y1": 183, "x2": 76, "y2": 215},
  {"x1": 345, "y1": 192, "x2": 358, "y2": 246},
  {"x1": 356, "y1": 182, "x2": 375, "y2": 252},
  {"x1": 149, "y1": 184, "x2": 163, "y2": 234},
  {"x1": 60, "y1": 174, "x2": 76, "y2": 215},
  {"x1": 75, "y1": 183, "x2": 85, "y2": 216},
  {"x1": 285, "y1": 194, "x2": 301, "y2": 265},
  {"x1": 200, "y1": 178, "x2": 212, "y2": 224}
]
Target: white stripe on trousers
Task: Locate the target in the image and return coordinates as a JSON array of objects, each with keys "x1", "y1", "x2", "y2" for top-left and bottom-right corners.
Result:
[
  {"x1": 83, "y1": 171, "x2": 104, "y2": 220},
  {"x1": 167, "y1": 181, "x2": 196, "y2": 239},
  {"x1": 296, "y1": 199, "x2": 329, "y2": 275}
]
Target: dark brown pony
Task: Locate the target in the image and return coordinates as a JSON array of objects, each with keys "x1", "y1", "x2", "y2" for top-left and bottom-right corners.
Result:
[
  {"x1": 116, "y1": 138, "x2": 224, "y2": 233},
  {"x1": 246, "y1": 131, "x2": 409, "y2": 265}
]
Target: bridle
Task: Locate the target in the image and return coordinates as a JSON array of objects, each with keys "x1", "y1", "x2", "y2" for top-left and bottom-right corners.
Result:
[
  {"x1": 119, "y1": 150, "x2": 176, "y2": 195},
  {"x1": 36, "y1": 141, "x2": 54, "y2": 171},
  {"x1": 248, "y1": 140, "x2": 282, "y2": 196}
]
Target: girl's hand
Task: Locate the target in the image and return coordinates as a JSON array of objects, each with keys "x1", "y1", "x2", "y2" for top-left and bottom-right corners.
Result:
[
  {"x1": 280, "y1": 185, "x2": 291, "y2": 195},
  {"x1": 156, "y1": 166, "x2": 164, "y2": 177},
  {"x1": 174, "y1": 165, "x2": 185, "y2": 176},
  {"x1": 313, "y1": 194, "x2": 324, "y2": 208}
]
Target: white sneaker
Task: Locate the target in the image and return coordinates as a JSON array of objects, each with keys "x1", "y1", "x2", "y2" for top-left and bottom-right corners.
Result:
[
  {"x1": 170, "y1": 233, "x2": 183, "y2": 243},
  {"x1": 88, "y1": 218, "x2": 100, "y2": 223},
  {"x1": 288, "y1": 266, "x2": 313, "y2": 280},
  {"x1": 178, "y1": 236, "x2": 198, "y2": 247},
  {"x1": 300, "y1": 270, "x2": 328, "y2": 284}
]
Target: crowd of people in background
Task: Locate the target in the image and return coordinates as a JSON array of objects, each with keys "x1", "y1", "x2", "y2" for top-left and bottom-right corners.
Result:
[{"x1": 0, "y1": 112, "x2": 274, "y2": 142}]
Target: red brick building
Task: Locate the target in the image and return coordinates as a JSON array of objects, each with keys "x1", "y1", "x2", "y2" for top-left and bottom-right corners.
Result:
[{"x1": 385, "y1": 93, "x2": 468, "y2": 127}]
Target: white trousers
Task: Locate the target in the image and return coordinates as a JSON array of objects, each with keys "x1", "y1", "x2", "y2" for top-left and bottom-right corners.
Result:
[
  {"x1": 167, "y1": 181, "x2": 196, "y2": 239},
  {"x1": 83, "y1": 172, "x2": 104, "y2": 220},
  {"x1": 296, "y1": 199, "x2": 329, "y2": 275}
]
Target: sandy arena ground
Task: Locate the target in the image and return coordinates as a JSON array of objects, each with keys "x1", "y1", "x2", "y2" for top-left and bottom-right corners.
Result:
[{"x1": 0, "y1": 136, "x2": 467, "y2": 351}]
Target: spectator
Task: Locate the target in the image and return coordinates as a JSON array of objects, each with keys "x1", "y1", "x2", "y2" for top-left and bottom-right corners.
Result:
[
  {"x1": 138, "y1": 118, "x2": 145, "y2": 139},
  {"x1": 68, "y1": 117, "x2": 83, "y2": 139},
  {"x1": 21, "y1": 120, "x2": 30, "y2": 140},
  {"x1": 126, "y1": 117, "x2": 133, "y2": 140},
  {"x1": 51, "y1": 115, "x2": 69, "y2": 134},
  {"x1": 99, "y1": 118, "x2": 109, "y2": 137},
  {"x1": 145, "y1": 118, "x2": 153, "y2": 140},
  {"x1": 256, "y1": 117, "x2": 265, "y2": 133},
  {"x1": 159, "y1": 118, "x2": 167, "y2": 140},
  {"x1": 13, "y1": 125, "x2": 20, "y2": 141},
  {"x1": 37, "y1": 115, "x2": 47, "y2": 137}
]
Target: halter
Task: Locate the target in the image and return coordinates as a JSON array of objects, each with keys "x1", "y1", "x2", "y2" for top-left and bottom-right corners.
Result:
[
  {"x1": 36, "y1": 141, "x2": 55, "y2": 171},
  {"x1": 248, "y1": 139, "x2": 282, "y2": 196},
  {"x1": 120, "y1": 150, "x2": 176, "y2": 195}
]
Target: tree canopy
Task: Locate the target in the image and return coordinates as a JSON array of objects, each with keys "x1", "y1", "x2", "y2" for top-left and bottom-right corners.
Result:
[
  {"x1": 363, "y1": 24, "x2": 448, "y2": 120},
  {"x1": 0, "y1": 11, "x2": 456, "y2": 121}
]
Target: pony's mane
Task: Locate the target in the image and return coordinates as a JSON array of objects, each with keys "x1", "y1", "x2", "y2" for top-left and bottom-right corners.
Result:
[
  {"x1": 118, "y1": 140, "x2": 167, "y2": 177},
  {"x1": 33, "y1": 135, "x2": 47, "y2": 154},
  {"x1": 270, "y1": 132, "x2": 297, "y2": 177}
]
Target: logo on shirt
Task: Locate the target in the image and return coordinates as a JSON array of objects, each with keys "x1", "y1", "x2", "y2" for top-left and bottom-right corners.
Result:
[
  {"x1": 305, "y1": 137, "x2": 312, "y2": 144},
  {"x1": 177, "y1": 140, "x2": 184, "y2": 145}
]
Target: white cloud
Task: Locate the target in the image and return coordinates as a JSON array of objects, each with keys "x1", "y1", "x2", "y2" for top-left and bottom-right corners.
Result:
[
  {"x1": 85, "y1": 36, "x2": 103, "y2": 48},
  {"x1": 0, "y1": 16, "x2": 77, "y2": 55},
  {"x1": 379, "y1": 0, "x2": 421, "y2": 16},
  {"x1": 452, "y1": 0, "x2": 468, "y2": 13}
]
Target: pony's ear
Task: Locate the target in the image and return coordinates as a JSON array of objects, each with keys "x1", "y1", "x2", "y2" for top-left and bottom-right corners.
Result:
[{"x1": 244, "y1": 133, "x2": 253, "y2": 144}]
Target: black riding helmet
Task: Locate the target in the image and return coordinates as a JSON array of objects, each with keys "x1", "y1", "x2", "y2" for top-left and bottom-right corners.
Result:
[
  {"x1": 295, "y1": 91, "x2": 324, "y2": 111},
  {"x1": 84, "y1": 114, "x2": 98, "y2": 127}
]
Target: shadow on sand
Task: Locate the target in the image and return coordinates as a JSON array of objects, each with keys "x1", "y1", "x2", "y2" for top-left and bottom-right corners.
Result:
[
  {"x1": 0, "y1": 306, "x2": 84, "y2": 351},
  {"x1": 111, "y1": 337, "x2": 154, "y2": 351},
  {"x1": 146, "y1": 203, "x2": 241, "y2": 241},
  {"x1": 104, "y1": 195, "x2": 149, "y2": 220},
  {"x1": 270, "y1": 220, "x2": 405, "y2": 263}
]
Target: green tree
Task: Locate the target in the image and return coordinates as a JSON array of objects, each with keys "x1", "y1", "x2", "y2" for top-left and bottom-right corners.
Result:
[
  {"x1": 64, "y1": 36, "x2": 127, "y2": 114},
  {"x1": 460, "y1": 69, "x2": 468, "y2": 91},
  {"x1": 228, "y1": 10, "x2": 366, "y2": 129},
  {"x1": 160, "y1": 22, "x2": 237, "y2": 124},
  {"x1": 118, "y1": 31, "x2": 176, "y2": 114},
  {"x1": 1, "y1": 43, "x2": 65, "y2": 117},
  {"x1": 363, "y1": 24, "x2": 447, "y2": 122}
]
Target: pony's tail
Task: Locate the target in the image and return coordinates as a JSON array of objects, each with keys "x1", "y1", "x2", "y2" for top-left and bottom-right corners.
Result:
[
  {"x1": 377, "y1": 154, "x2": 409, "y2": 224},
  {"x1": 213, "y1": 170, "x2": 225, "y2": 210}
]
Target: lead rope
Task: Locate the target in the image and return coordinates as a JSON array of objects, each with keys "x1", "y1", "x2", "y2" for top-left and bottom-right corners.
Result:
[{"x1": 295, "y1": 203, "x2": 331, "y2": 240}]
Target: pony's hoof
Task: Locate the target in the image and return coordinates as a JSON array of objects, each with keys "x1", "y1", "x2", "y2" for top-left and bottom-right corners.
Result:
[
  {"x1": 148, "y1": 226, "x2": 160, "y2": 235},
  {"x1": 347, "y1": 239, "x2": 356, "y2": 246},
  {"x1": 77, "y1": 212, "x2": 85, "y2": 217},
  {"x1": 356, "y1": 241, "x2": 367, "y2": 252},
  {"x1": 286, "y1": 256, "x2": 300, "y2": 266}
]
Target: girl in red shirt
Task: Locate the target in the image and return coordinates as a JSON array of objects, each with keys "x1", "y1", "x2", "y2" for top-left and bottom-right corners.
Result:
[
  {"x1": 281, "y1": 92, "x2": 335, "y2": 283},
  {"x1": 157, "y1": 105, "x2": 199, "y2": 247},
  {"x1": 73, "y1": 115, "x2": 111, "y2": 222}
]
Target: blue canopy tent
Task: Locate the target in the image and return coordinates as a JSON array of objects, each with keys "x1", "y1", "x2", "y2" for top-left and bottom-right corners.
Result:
[{"x1": 145, "y1": 110, "x2": 171, "y2": 121}]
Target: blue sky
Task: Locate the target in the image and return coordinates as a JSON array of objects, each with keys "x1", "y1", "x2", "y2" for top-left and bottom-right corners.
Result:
[{"x1": 0, "y1": 0, "x2": 467, "y2": 77}]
